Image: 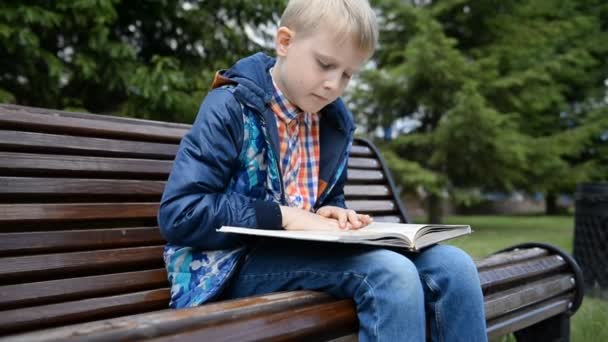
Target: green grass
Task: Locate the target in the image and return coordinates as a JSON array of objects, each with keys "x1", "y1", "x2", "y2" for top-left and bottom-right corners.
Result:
[
  {"x1": 420, "y1": 215, "x2": 608, "y2": 342},
  {"x1": 442, "y1": 215, "x2": 575, "y2": 259}
]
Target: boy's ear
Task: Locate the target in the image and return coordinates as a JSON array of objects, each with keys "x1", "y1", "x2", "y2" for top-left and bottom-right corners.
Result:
[{"x1": 275, "y1": 26, "x2": 295, "y2": 57}]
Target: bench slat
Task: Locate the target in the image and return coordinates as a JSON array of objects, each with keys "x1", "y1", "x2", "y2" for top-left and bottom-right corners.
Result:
[
  {"x1": 370, "y1": 215, "x2": 403, "y2": 223},
  {"x1": 0, "y1": 130, "x2": 178, "y2": 159},
  {"x1": 0, "y1": 288, "x2": 170, "y2": 335},
  {"x1": 347, "y1": 170, "x2": 385, "y2": 182},
  {"x1": 344, "y1": 185, "x2": 391, "y2": 197},
  {"x1": 476, "y1": 247, "x2": 549, "y2": 270},
  {"x1": 0, "y1": 227, "x2": 164, "y2": 256},
  {"x1": 0, "y1": 269, "x2": 168, "y2": 309},
  {"x1": 0, "y1": 177, "x2": 165, "y2": 197},
  {"x1": 349, "y1": 145, "x2": 373, "y2": 157},
  {"x1": 0, "y1": 105, "x2": 187, "y2": 143},
  {"x1": 2, "y1": 178, "x2": 392, "y2": 202},
  {"x1": 1, "y1": 178, "x2": 391, "y2": 199},
  {"x1": 1, "y1": 153, "x2": 381, "y2": 181},
  {"x1": 0, "y1": 104, "x2": 190, "y2": 130},
  {"x1": 148, "y1": 300, "x2": 356, "y2": 342},
  {"x1": 486, "y1": 296, "x2": 572, "y2": 340},
  {"x1": 484, "y1": 274, "x2": 574, "y2": 320},
  {"x1": 0, "y1": 291, "x2": 338, "y2": 342},
  {"x1": 0, "y1": 246, "x2": 164, "y2": 283},
  {"x1": 345, "y1": 200, "x2": 396, "y2": 213},
  {"x1": 347, "y1": 157, "x2": 380, "y2": 169},
  {"x1": 0, "y1": 152, "x2": 171, "y2": 178},
  {"x1": 0, "y1": 203, "x2": 159, "y2": 223},
  {"x1": 479, "y1": 255, "x2": 567, "y2": 292}
]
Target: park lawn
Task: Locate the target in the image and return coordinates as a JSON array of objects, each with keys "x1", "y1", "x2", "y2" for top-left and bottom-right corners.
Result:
[{"x1": 425, "y1": 215, "x2": 608, "y2": 342}]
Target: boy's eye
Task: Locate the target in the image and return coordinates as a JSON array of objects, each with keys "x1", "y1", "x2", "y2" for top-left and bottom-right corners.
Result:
[
  {"x1": 317, "y1": 60, "x2": 332, "y2": 69},
  {"x1": 343, "y1": 73, "x2": 353, "y2": 79}
]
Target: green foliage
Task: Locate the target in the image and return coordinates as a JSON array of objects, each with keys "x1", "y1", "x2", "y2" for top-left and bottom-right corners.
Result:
[
  {"x1": 1, "y1": 0, "x2": 285, "y2": 122},
  {"x1": 432, "y1": 82, "x2": 528, "y2": 190},
  {"x1": 3, "y1": 0, "x2": 606, "y2": 213},
  {"x1": 362, "y1": 0, "x2": 608, "y2": 217}
]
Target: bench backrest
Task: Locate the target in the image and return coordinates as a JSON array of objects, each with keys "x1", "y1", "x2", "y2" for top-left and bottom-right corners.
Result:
[{"x1": 0, "y1": 104, "x2": 409, "y2": 335}]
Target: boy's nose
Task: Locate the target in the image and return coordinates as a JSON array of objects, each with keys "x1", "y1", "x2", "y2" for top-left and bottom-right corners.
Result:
[{"x1": 323, "y1": 73, "x2": 341, "y2": 92}]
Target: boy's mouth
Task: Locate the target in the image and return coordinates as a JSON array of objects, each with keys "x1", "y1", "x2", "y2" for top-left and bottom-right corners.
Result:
[{"x1": 312, "y1": 94, "x2": 329, "y2": 102}]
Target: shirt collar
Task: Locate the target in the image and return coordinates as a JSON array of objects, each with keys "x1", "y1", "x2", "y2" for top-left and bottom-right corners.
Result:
[{"x1": 270, "y1": 68, "x2": 305, "y2": 125}]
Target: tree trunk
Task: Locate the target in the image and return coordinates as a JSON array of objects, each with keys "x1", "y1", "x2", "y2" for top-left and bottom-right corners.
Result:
[
  {"x1": 427, "y1": 193, "x2": 443, "y2": 224},
  {"x1": 545, "y1": 192, "x2": 559, "y2": 215}
]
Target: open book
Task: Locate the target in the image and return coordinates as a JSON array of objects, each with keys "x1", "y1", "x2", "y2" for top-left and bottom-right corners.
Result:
[{"x1": 218, "y1": 222, "x2": 471, "y2": 251}]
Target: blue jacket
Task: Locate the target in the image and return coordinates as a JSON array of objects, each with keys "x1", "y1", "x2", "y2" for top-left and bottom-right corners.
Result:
[{"x1": 158, "y1": 52, "x2": 355, "y2": 308}]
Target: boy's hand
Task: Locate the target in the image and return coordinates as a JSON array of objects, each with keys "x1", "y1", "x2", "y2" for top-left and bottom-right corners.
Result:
[
  {"x1": 316, "y1": 206, "x2": 373, "y2": 230},
  {"x1": 280, "y1": 206, "x2": 346, "y2": 231}
]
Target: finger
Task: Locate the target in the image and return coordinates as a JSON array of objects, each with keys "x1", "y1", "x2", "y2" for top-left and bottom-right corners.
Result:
[
  {"x1": 359, "y1": 214, "x2": 373, "y2": 226},
  {"x1": 347, "y1": 210, "x2": 362, "y2": 229},
  {"x1": 316, "y1": 207, "x2": 331, "y2": 218},
  {"x1": 338, "y1": 210, "x2": 347, "y2": 229}
]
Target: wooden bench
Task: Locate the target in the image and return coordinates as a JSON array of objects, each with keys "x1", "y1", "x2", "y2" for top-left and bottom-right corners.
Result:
[{"x1": 0, "y1": 104, "x2": 584, "y2": 341}]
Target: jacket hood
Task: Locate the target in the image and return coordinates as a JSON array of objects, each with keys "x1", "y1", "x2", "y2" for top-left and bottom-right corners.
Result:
[{"x1": 211, "y1": 52, "x2": 354, "y2": 133}]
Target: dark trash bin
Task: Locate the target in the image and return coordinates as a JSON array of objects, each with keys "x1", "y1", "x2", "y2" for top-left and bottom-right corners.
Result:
[{"x1": 573, "y1": 182, "x2": 608, "y2": 296}]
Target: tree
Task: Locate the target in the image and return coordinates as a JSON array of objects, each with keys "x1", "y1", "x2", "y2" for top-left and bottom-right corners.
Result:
[
  {"x1": 0, "y1": 0, "x2": 284, "y2": 123},
  {"x1": 354, "y1": 4, "x2": 528, "y2": 222},
  {"x1": 358, "y1": 0, "x2": 608, "y2": 220},
  {"x1": 433, "y1": 0, "x2": 608, "y2": 213}
]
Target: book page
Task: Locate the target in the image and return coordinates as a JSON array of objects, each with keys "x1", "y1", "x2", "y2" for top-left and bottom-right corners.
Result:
[
  {"x1": 218, "y1": 222, "x2": 470, "y2": 250},
  {"x1": 218, "y1": 222, "x2": 427, "y2": 244}
]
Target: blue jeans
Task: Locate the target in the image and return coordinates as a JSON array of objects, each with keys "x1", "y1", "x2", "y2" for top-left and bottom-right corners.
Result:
[{"x1": 222, "y1": 240, "x2": 487, "y2": 342}]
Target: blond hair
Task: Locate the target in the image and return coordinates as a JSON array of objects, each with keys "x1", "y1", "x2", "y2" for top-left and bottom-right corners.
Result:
[{"x1": 279, "y1": 0, "x2": 378, "y2": 57}]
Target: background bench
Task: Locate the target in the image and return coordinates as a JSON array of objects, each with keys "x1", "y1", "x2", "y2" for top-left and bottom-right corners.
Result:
[{"x1": 0, "y1": 104, "x2": 584, "y2": 341}]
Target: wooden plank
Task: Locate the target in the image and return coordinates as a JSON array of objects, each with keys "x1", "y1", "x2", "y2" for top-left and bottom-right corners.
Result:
[
  {"x1": 0, "y1": 291, "x2": 337, "y2": 342},
  {"x1": 0, "y1": 177, "x2": 165, "y2": 197},
  {"x1": 479, "y1": 255, "x2": 567, "y2": 292},
  {"x1": 0, "y1": 288, "x2": 170, "y2": 335},
  {"x1": 476, "y1": 247, "x2": 549, "y2": 270},
  {"x1": 0, "y1": 152, "x2": 171, "y2": 177},
  {"x1": 0, "y1": 246, "x2": 164, "y2": 282},
  {"x1": 0, "y1": 130, "x2": 178, "y2": 159},
  {"x1": 483, "y1": 274, "x2": 575, "y2": 320},
  {"x1": 347, "y1": 157, "x2": 380, "y2": 169},
  {"x1": 1, "y1": 178, "x2": 390, "y2": 199},
  {"x1": 346, "y1": 200, "x2": 396, "y2": 213},
  {"x1": 344, "y1": 185, "x2": 391, "y2": 197},
  {"x1": 327, "y1": 334, "x2": 358, "y2": 342},
  {"x1": 0, "y1": 105, "x2": 187, "y2": 143},
  {"x1": 347, "y1": 170, "x2": 385, "y2": 182},
  {"x1": 0, "y1": 104, "x2": 191, "y2": 130},
  {"x1": 486, "y1": 296, "x2": 572, "y2": 340},
  {"x1": 0, "y1": 203, "x2": 159, "y2": 223},
  {"x1": 370, "y1": 215, "x2": 403, "y2": 223},
  {"x1": 0, "y1": 227, "x2": 164, "y2": 256},
  {"x1": 349, "y1": 145, "x2": 373, "y2": 157},
  {"x1": 0, "y1": 269, "x2": 168, "y2": 309},
  {"x1": 148, "y1": 300, "x2": 356, "y2": 342}
]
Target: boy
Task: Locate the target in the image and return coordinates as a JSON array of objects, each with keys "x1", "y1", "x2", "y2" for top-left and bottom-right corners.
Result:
[{"x1": 158, "y1": 0, "x2": 487, "y2": 341}]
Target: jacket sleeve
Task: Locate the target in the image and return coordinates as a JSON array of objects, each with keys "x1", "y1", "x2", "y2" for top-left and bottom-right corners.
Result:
[{"x1": 158, "y1": 88, "x2": 282, "y2": 250}]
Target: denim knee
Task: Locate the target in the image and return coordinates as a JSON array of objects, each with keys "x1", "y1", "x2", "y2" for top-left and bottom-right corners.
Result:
[
  {"x1": 363, "y1": 248, "x2": 424, "y2": 300},
  {"x1": 418, "y1": 244, "x2": 481, "y2": 292},
  {"x1": 356, "y1": 249, "x2": 426, "y2": 341}
]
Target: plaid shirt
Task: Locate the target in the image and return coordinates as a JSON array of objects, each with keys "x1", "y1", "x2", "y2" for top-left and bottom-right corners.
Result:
[{"x1": 270, "y1": 76, "x2": 320, "y2": 211}]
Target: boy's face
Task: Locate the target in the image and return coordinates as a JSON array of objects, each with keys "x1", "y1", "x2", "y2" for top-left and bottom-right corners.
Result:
[{"x1": 272, "y1": 26, "x2": 369, "y2": 113}]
